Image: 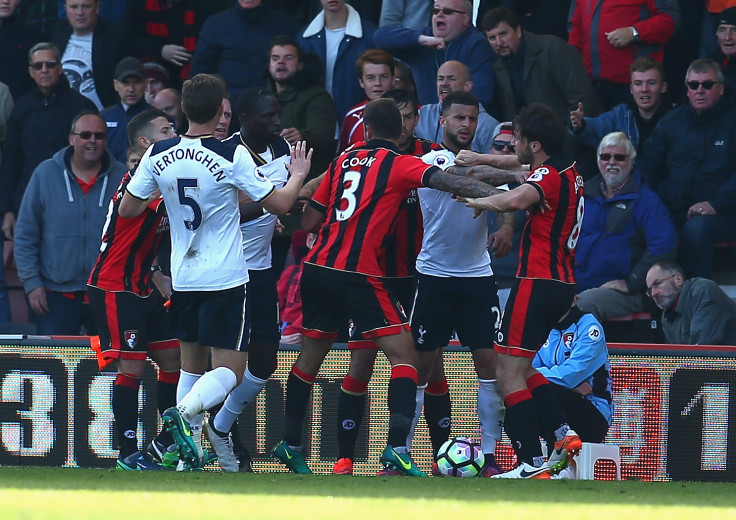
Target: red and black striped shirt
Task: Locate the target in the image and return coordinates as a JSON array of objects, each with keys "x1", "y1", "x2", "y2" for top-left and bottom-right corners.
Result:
[
  {"x1": 306, "y1": 139, "x2": 440, "y2": 277},
  {"x1": 517, "y1": 154, "x2": 584, "y2": 283},
  {"x1": 87, "y1": 171, "x2": 168, "y2": 296}
]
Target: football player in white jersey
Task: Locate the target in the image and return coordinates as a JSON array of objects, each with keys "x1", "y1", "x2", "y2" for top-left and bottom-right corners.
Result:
[
  {"x1": 410, "y1": 90, "x2": 520, "y2": 476},
  {"x1": 205, "y1": 88, "x2": 294, "y2": 472},
  {"x1": 119, "y1": 74, "x2": 313, "y2": 469}
]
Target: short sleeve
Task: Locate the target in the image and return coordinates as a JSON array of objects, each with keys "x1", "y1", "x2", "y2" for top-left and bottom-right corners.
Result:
[{"x1": 126, "y1": 149, "x2": 160, "y2": 200}]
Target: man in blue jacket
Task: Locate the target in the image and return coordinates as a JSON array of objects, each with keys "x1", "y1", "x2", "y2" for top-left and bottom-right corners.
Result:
[
  {"x1": 298, "y1": 0, "x2": 377, "y2": 122},
  {"x1": 637, "y1": 58, "x2": 736, "y2": 278},
  {"x1": 14, "y1": 111, "x2": 126, "y2": 334},
  {"x1": 374, "y1": 0, "x2": 495, "y2": 112},
  {"x1": 575, "y1": 132, "x2": 677, "y2": 320}
]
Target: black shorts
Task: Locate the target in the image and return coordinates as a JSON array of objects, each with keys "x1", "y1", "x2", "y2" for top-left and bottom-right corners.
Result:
[
  {"x1": 301, "y1": 263, "x2": 409, "y2": 341},
  {"x1": 170, "y1": 284, "x2": 246, "y2": 351},
  {"x1": 347, "y1": 276, "x2": 416, "y2": 349},
  {"x1": 87, "y1": 286, "x2": 177, "y2": 367},
  {"x1": 242, "y1": 268, "x2": 280, "y2": 350},
  {"x1": 410, "y1": 273, "x2": 500, "y2": 352},
  {"x1": 495, "y1": 278, "x2": 576, "y2": 358}
]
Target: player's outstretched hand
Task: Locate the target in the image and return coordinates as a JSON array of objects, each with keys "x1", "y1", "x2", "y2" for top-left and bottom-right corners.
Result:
[
  {"x1": 455, "y1": 150, "x2": 486, "y2": 167},
  {"x1": 456, "y1": 196, "x2": 484, "y2": 219},
  {"x1": 288, "y1": 141, "x2": 313, "y2": 181}
]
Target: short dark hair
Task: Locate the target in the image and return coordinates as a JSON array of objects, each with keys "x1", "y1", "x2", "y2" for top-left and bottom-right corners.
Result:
[
  {"x1": 513, "y1": 103, "x2": 565, "y2": 156},
  {"x1": 70, "y1": 109, "x2": 104, "y2": 133},
  {"x1": 236, "y1": 87, "x2": 277, "y2": 119},
  {"x1": 269, "y1": 34, "x2": 303, "y2": 61},
  {"x1": 182, "y1": 74, "x2": 226, "y2": 124},
  {"x1": 356, "y1": 49, "x2": 395, "y2": 78},
  {"x1": 363, "y1": 99, "x2": 401, "y2": 140},
  {"x1": 441, "y1": 90, "x2": 479, "y2": 117},
  {"x1": 481, "y1": 7, "x2": 520, "y2": 32},
  {"x1": 651, "y1": 261, "x2": 685, "y2": 278},
  {"x1": 127, "y1": 108, "x2": 168, "y2": 148},
  {"x1": 381, "y1": 89, "x2": 418, "y2": 115}
]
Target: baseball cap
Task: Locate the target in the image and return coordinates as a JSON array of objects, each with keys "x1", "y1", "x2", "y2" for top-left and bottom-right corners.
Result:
[
  {"x1": 717, "y1": 7, "x2": 736, "y2": 28},
  {"x1": 114, "y1": 57, "x2": 146, "y2": 82}
]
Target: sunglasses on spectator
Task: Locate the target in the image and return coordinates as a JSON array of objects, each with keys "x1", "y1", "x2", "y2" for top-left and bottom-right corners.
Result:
[
  {"x1": 30, "y1": 60, "x2": 59, "y2": 70},
  {"x1": 72, "y1": 131, "x2": 107, "y2": 140},
  {"x1": 432, "y1": 7, "x2": 466, "y2": 15},
  {"x1": 686, "y1": 80, "x2": 719, "y2": 90},
  {"x1": 492, "y1": 140, "x2": 515, "y2": 153},
  {"x1": 598, "y1": 153, "x2": 628, "y2": 161}
]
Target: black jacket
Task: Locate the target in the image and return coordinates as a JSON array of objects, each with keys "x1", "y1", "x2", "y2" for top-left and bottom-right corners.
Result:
[
  {"x1": 0, "y1": 14, "x2": 44, "y2": 99},
  {"x1": 0, "y1": 76, "x2": 98, "y2": 216},
  {"x1": 51, "y1": 17, "x2": 128, "y2": 109}
]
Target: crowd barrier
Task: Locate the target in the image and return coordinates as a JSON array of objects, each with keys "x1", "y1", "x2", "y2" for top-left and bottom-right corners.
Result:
[{"x1": 0, "y1": 336, "x2": 734, "y2": 481}]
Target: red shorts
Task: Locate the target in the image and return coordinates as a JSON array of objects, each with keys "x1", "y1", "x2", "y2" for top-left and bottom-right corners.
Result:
[
  {"x1": 301, "y1": 263, "x2": 410, "y2": 341},
  {"x1": 495, "y1": 278, "x2": 576, "y2": 358}
]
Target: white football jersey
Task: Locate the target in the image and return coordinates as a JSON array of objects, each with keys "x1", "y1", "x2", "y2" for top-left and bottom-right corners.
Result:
[
  {"x1": 127, "y1": 136, "x2": 274, "y2": 291},
  {"x1": 239, "y1": 145, "x2": 290, "y2": 270},
  {"x1": 415, "y1": 148, "x2": 492, "y2": 277}
]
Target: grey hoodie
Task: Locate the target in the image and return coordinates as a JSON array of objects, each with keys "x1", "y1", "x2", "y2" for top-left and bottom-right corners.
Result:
[{"x1": 14, "y1": 146, "x2": 126, "y2": 294}]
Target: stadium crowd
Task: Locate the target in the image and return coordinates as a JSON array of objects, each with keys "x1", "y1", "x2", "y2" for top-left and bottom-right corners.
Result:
[{"x1": 2, "y1": 0, "x2": 736, "y2": 478}]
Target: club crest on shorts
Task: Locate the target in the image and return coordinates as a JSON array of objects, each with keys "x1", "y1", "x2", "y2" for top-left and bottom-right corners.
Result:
[{"x1": 124, "y1": 331, "x2": 138, "y2": 349}]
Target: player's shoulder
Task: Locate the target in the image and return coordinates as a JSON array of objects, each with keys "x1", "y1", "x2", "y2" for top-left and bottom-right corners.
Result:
[
  {"x1": 420, "y1": 148, "x2": 455, "y2": 168},
  {"x1": 528, "y1": 153, "x2": 575, "y2": 182},
  {"x1": 149, "y1": 136, "x2": 182, "y2": 157},
  {"x1": 200, "y1": 135, "x2": 238, "y2": 162}
]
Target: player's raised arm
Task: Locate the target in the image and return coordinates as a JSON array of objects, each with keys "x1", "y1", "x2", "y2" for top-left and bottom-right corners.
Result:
[{"x1": 259, "y1": 141, "x2": 313, "y2": 215}]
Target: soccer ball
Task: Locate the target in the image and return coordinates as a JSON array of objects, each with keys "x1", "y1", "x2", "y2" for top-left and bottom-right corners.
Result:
[{"x1": 436, "y1": 437, "x2": 485, "y2": 477}]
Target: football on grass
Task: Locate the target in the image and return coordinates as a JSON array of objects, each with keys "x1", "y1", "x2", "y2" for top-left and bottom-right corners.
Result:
[{"x1": 436, "y1": 437, "x2": 485, "y2": 477}]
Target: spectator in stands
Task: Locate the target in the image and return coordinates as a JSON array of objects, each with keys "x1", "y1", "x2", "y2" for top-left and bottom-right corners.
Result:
[
  {"x1": 393, "y1": 59, "x2": 417, "y2": 98},
  {"x1": 0, "y1": 42, "x2": 97, "y2": 243},
  {"x1": 712, "y1": 7, "x2": 736, "y2": 84},
  {"x1": 16, "y1": 0, "x2": 59, "y2": 37},
  {"x1": 532, "y1": 305, "x2": 614, "y2": 478},
  {"x1": 379, "y1": 0, "x2": 432, "y2": 30},
  {"x1": 570, "y1": 57, "x2": 671, "y2": 156},
  {"x1": 485, "y1": 122, "x2": 524, "y2": 311},
  {"x1": 575, "y1": 132, "x2": 677, "y2": 321},
  {"x1": 638, "y1": 58, "x2": 736, "y2": 279},
  {"x1": 124, "y1": 0, "x2": 230, "y2": 88},
  {"x1": 483, "y1": 8, "x2": 601, "y2": 135},
  {"x1": 568, "y1": 0, "x2": 680, "y2": 110},
  {"x1": 151, "y1": 87, "x2": 186, "y2": 134},
  {"x1": 478, "y1": 0, "x2": 572, "y2": 42},
  {"x1": 144, "y1": 61, "x2": 170, "y2": 105},
  {"x1": 190, "y1": 0, "x2": 298, "y2": 105},
  {"x1": 374, "y1": 0, "x2": 495, "y2": 111},
  {"x1": 101, "y1": 57, "x2": 151, "y2": 164},
  {"x1": 415, "y1": 60, "x2": 498, "y2": 154},
  {"x1": 14, "y1": 111, "x2": 126, "y2": 334},
  {"x1": 267, "y1": 36, "x2": 337, "y2": 180},
  {"x1": 0, "y1": 81, "x2": 12, "y2": 323},
  {"x1": 51, "y1": 0, "x2": 127, "y2": 110},
  {"x1": 297, "y1": 0, "x2": 376, "y2": 122},
  {"x1": 337, "y1": 49, "x2": 394, "y2": 153},
  {"x1": 646, "y1": 261, "x2": 736, "y2": 345},
  {"x1": 0, "y1": 0, "x2": 43, "y2": 99}
]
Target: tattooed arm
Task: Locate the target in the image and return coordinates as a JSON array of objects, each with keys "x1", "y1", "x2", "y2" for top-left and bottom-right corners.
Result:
[
  {"x1": 426, "y1": 169, "x2": 507, "y2": 198},
  {"x1": 445, "y1": 164, "x2": 528, "y2": 186}
]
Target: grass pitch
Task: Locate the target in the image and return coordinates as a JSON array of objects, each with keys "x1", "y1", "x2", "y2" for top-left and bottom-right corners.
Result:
[{"x1": 1, "y1": 467, "x2": 736, "y2": 520}]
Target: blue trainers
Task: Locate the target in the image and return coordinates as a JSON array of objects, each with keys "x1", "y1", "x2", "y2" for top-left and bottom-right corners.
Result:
[
  {"x1": 162, "y1": 407, "x2": 200, "y2": 469},
  {"x1": 379, "y1": 446, "x2": 427, "y2": 477},
  {"x1": 116, "y1": 451, "x2": 169, "y2": 471},
  {"x1": 271, "y1": 441, "x2": 312, "y2": 474}
]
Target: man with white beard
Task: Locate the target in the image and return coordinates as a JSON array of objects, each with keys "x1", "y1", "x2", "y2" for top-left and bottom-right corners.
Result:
[{"x1": 574, "y1": 131, "x2": 677, "y2": 321}]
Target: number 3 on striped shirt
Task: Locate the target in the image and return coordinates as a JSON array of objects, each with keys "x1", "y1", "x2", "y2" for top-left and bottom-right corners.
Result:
[{"x1": 336, "y1": 170, "x2": 361, "y2": 221}]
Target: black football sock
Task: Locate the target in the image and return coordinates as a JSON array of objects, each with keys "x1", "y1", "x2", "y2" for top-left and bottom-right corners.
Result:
[
  {"x1": 386, "y1": 366, "x2": 418, "y2": 448},
  {"x1": 424, "y1": 386, "x2": 451, "y2": 459},
  {"x1": 528, "y1": 373, "x2": 569, "y2": 445},
  {"x1": 283, "y1": 368, "x2": 315, "y2": 447},
  {"x1": 336, "y1": 377, "x2": 368, "y2": 460},
  {"x1": 504, "y1": 389, "x2": 544, "y2": 467},
  {"x1": 113, "y1": 373, "x2": 140, "y2": 459}
]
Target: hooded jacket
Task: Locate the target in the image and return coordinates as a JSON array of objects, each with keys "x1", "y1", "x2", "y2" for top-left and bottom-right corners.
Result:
[{"x1": 14, "y1": 146, "x2": 126, "y2": 294}]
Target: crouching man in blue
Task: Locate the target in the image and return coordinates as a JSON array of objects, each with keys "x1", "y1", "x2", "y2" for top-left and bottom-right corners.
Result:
[{"x1": 531, "y1": 305, "x2": 614, "y2": 478}]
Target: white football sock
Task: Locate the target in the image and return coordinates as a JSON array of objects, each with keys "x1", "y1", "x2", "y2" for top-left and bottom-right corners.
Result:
[
  {"x1": 478, "y1": 379, "x2": 504, "y2": 454},
  {"x1": 178, "y1": 367, "x2": 237, "y2": 423},
  {"x1": 213, "y1": 364, "x2": 268, "y2": 433}
]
